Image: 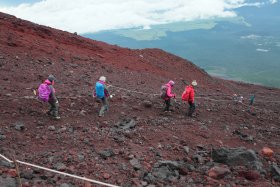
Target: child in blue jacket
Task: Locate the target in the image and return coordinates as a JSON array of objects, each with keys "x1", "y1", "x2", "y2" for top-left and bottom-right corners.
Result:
[{"x1": 94, "y1": 76, "x2": 110, "y2": 117}]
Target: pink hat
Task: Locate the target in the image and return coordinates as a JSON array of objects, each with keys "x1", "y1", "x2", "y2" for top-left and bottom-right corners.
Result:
[{"x1": 168, "y1": 80, "x2": 175, "y2": 86}]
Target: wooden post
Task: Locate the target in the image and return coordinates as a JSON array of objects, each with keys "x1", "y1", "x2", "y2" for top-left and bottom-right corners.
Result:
[{"x1": 13, "y1": 157, "x2": 22, "y2": 187}]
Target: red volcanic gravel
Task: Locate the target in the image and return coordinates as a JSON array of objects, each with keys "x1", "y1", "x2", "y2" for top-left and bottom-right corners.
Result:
[{"x1": 0, "y1": 12, "x2": 280, "y2": 186}]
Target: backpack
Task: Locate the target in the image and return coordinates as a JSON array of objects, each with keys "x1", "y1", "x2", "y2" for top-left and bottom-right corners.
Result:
[
  {"x1": 95, "y1": 81, "x2": 105, "y2": 98},
  {"x1": 160, "y1": 84, "x2": 168, "y2": 99},
  {"x1": 38, "y1": 83, "x2": 51, "y2": 102},
  {"x1": 182, "y1": 88, "x2": 190, "y2": 101}
]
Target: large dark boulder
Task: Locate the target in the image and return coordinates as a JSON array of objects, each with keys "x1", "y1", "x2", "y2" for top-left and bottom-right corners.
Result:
[{"x1": 212, "y1": 147, "x2": 263, "y2": 172}]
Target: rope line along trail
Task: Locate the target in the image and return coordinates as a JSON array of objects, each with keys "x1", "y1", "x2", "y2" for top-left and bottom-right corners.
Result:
[
  {"x1": 108, "y1": 84, "x2": 280, "y2": 107},
  {"x1": 0, "y1": 95, "x2": 88, "y2": 101},
  {"x1": 1, "y1": 84, "x2": 279, "y2": 111},
  {"x1": 1, "y1": 84, "x2": 279, "y2": 103},
  {"x1": 108, "y1": 85, "x2": 280, "y2": 113},
  {"x1": 107, "y1": 84, "x2": 160, "y2": 97},
  {"x1": 108, "y1": 84, "x2": 280, "y2": 103},
  {"x1": 0, "y1": 154, "x2": 120, "y2": 187}
]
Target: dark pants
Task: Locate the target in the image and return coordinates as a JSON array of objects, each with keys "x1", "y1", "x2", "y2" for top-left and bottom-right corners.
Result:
[
  {"x1": 187, "y1": 102, "x2": 196, "y2": 116},
  {"x1": 248, "y1": 104, "x2": 255, "y2": 114},
  {"x1": 98, "y1": 97, "x2": 108, "y2": 116},
  {"x1": 48, "y1": 99, "x2": 59, "y2": 117},
  {"x1": 164, "y1": 99, "x2": 171, "y2": 111}
]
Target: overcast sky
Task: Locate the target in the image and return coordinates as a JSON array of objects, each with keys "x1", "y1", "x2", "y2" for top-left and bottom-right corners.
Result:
[{"x1": 0, "y1": 0, "x2": 278, "y2": 34}]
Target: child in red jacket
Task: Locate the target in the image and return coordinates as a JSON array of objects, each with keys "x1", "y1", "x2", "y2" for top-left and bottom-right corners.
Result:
[{"x1": 182, "y1": 80, "x2": 197, "y2": 117}]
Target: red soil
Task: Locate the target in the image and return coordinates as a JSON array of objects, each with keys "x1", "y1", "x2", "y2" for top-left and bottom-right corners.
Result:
[{"x1": 0, "y1": 12, "x2": 280, "y2": 186}]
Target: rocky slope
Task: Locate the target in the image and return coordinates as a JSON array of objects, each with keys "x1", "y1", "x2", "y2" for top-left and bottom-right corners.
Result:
[{"x1": 0, "y1": 12, "x2": 280, "y2": 187}]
